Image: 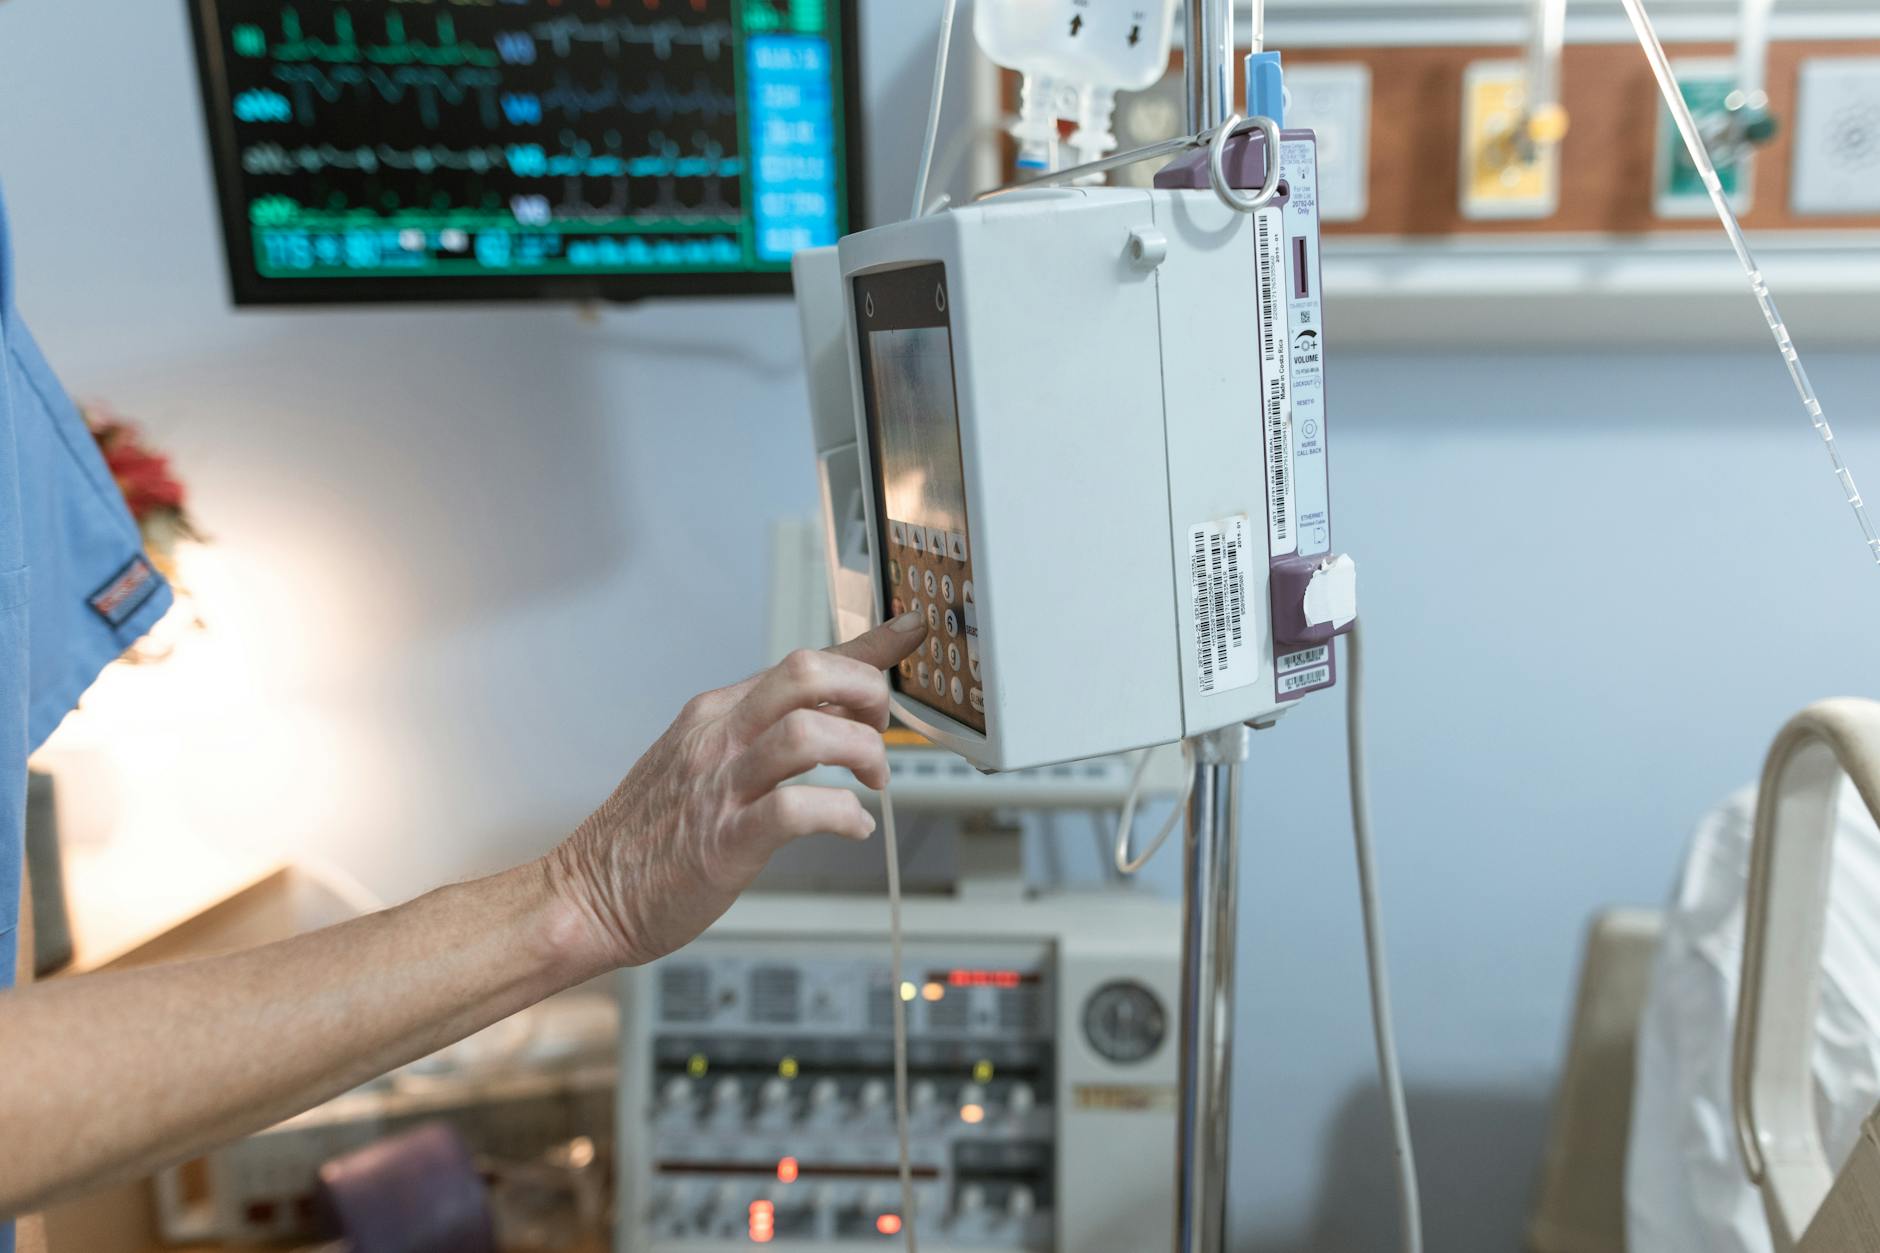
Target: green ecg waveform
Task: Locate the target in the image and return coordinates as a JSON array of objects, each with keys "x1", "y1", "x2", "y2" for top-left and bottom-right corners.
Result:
[{"x1": 242, "y1": 7, "x2": 499, "y2": 67}]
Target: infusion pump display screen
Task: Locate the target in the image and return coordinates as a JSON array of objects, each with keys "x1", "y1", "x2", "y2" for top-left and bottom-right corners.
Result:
[{"x1": 854, "y1": 264, "x2": 985, "y2": 733}]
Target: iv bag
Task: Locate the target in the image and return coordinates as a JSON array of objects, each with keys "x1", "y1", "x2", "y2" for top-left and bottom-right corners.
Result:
[{"x1": 973, "y1": 0, "x2": 1177, "y2": 92}]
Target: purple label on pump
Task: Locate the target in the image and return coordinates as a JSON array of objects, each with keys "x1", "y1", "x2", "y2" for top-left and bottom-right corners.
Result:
[
  {"x1": 1159, "y1": 128, "x2": 1340, "y2": 704},
  {"x1": 1272, "y1": 134, "x2": 1336, "y2": 702}
]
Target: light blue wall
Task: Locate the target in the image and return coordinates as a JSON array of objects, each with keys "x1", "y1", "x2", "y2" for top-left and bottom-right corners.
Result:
[{"x1": 4, "y1": 1, "x2": 1877, "y2": 1248}]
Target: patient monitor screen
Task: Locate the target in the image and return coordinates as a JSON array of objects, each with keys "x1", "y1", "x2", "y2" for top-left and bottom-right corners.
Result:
[{"x1": 854, "y1": 263, "x2": 984, "y2": 734}]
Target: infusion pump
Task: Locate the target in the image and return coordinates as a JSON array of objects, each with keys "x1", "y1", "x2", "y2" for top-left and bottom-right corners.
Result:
[
  {"x1": 794, "y1": 130, "x2": 1352, "y2": 774},
  {"x1": 613, "y1": 892, "x2": 1181, "y2": 1252}
]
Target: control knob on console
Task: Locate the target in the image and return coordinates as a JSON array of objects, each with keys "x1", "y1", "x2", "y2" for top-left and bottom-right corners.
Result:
[
  {"x1": 657, "y1": 1076, "x2": 696, "y2": 1128},
  {"x1": 649, "y1": 1181, "x2": 688, "y2": 1237},
  {"x1": 951, "y1": 1183, "x2": 990, "y2": 1238},
  {"x1": 806, "y1": 1077, "x2": 844, "y2": 1126},
  {"x1": 958, "y1": 1082, "x2": 991, "y2": 1123},
  {"x1": 858, "y1": 1078, "x2": 890, "y2": 1126},
  {"x1": 757, "y1": 1076, "x2": 793, "y2": 1129},
  {"x1": 708, "y1": 1076, "x2": 744, "y2": 1129},
  {"x1": 912, "y1": 1079, "x2": 940, "y2": 1127},
  {"x1": 708, "y1": 1182, "x2": 742, "y2": 1238}
]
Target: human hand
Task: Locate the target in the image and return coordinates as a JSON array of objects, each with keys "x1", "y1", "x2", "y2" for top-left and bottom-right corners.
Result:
[{"x1": 545, "y1": 612, "x2": 927, "y2": 971}]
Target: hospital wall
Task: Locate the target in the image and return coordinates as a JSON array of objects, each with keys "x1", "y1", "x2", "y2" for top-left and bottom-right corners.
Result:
[{"x1": 3, "y1": 1, "x2": 1877, "y2": 1248}]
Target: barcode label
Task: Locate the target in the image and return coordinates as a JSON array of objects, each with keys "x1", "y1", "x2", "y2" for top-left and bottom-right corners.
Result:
[
  {"x1": 1254, "y1": 206, "x2": 1295, "y2": 555},
  {"x1": 1187, "y1": 515, "x2": 1257, "y2": 696},
  {"x1": 1277, "y1": 644, "x2": 1328, "y2": 674},
  {"x1": 1280, "y1": 665, "x2": 1331, "y2": 694}
]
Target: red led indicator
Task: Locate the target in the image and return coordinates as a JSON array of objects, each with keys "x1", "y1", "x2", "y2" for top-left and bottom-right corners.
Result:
[
  {"x1": 947, "y1": 969, "x2": 1022, "y2": 988},
  {"x1": 876, "y1": 1213, "x2": 903, "y2": 1236},
  {"x1": 776, "y1": 1156, "x2": 799, "y2": 1183},
  {"x1": 750, "y1": 1198, "x2": 776, "y2": 1243}
]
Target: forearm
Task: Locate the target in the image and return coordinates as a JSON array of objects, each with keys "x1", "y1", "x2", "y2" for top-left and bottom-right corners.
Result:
[
  {"x1": 0, "y1": 616, "x2": 926, "y2": 1221},
  {"x1": 0, "y1": 859, "x2": 606, "y2": 1216}
]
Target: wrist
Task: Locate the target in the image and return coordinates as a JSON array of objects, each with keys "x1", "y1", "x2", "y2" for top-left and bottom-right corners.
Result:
[{"x1": 536, "y1": 841, "x2": 635, "y2": 978}]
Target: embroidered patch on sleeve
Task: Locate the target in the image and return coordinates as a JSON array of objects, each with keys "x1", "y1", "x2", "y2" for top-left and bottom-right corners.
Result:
[{"x1": 89, "y1": 555, "x2": 160, "y2": 628}]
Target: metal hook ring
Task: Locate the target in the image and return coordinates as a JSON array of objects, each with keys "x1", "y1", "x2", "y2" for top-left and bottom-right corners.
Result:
[{"x1": 1207, "y1": 114, "x2": 1284, "y2": 214}]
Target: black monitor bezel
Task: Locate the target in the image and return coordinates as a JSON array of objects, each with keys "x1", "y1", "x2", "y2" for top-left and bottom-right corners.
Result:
[
  {"x1": 852, "y1": 262, "x2": 986, "y2": 735},
  {"x1": 182, "y1": 0, "x2": 865, "y2": 307}
]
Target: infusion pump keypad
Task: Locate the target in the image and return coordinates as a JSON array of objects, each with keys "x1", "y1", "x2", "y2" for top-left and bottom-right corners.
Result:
[{"x1": 887, "y1": 522, "x2": 985, "y2": 733}]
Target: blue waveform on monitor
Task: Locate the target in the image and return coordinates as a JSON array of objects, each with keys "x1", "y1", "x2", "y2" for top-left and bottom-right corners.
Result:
[
  {"x1": 242, "y1": 142, "x2": 509, "y2": 175},
  {"x1": 535, "y1": 72, "x2": 736, "y2": 123},
  {"x1": 565, "y1": 235, "x2": 742, "y2": 268},
  {"x1": 527, "y1": 16, "x2": 734, "y2": 61},
  {"x1": 233, "y1": 87, "x2": 294, "y2": 122},
  {"x1": 501, "y1": 93, "x2": 543, "y2": 123},
  {"x1": 494, "y1": 30, "x2": 536, "y2": 64},
  {"x1": 271, "y1": 63, "x2": 505, "y2": 128},
  {"x1": 502, "y1": 137, "x2": 739, "y2": 179}
]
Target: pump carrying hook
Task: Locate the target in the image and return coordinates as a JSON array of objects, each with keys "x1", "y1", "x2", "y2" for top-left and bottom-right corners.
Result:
[
  {"x1": 1208, "y1": 114, "x2": 1284, "y2": 213},
  {"x1": 978, "y1": 115, "x2": 1282, "y2": 206}
]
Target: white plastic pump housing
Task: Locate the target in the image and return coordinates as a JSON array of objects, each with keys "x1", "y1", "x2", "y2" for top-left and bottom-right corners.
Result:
[{"x1": 793, "y1": 175, "x2": 1338, "y2": 772}]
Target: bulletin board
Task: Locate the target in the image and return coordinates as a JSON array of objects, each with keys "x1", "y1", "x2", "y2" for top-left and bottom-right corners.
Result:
[{"x1": 1000, "y1": 39, "x2": 1880, "y2": 235}]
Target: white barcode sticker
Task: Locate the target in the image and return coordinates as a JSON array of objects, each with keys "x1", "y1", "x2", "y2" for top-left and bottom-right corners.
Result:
[
  {"x1": 1277, "y1": 644, "x2": 1328, "y2": 674},
  {"x1": 1280, "y1": 665, "x2": 1331, "y2": 694},
  {"x1": 1187, "y1": 515, "x2": 1256, "y2": 696},
  {"x1": 1254, "y1": 205, "x2": 1295, "y2": 556}
]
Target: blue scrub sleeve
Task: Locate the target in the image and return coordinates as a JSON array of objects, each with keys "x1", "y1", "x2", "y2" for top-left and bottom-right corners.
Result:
[{"x1": 0, "y1": 185, "x2": 175, "y2": 1253}]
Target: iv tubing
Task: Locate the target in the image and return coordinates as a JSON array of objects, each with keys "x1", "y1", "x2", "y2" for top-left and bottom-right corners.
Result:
[
  {"x1": 1345, "y1": 621, "x2": 1424, "y2": 1253},
  {"x1": 911, "y1": 0, "x2": 959, "y2": 219},
  {"x1": 881, "y1": 786, "x2": 919, "y2": 1251},
  {"x1": 1619, "y1": 0, "x2": 1880, "y2": 569}
]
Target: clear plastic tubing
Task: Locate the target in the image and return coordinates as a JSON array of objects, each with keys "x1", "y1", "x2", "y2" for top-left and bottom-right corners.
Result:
[{"x1": 1620, "y1": 0, "x2": 1880, "y2": 568}]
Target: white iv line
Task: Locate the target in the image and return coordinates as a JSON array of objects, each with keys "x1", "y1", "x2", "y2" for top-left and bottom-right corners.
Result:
[
  {"x1": 879, "y1": 786, "x2": 920, "y2": 1252},
  {"x1": 1620, "y1": 0, "x2": 1880, "y2": 570}
]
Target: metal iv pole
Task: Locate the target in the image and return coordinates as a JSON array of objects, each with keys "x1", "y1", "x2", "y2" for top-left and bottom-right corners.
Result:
[
  {"x1": 1174, "y1": 7, "x2": 1254, "y2": 1251},
  {"x1": 1174, "y1": 724, "x2": 1248, "y2": 1253},
  {"x1": 1171, "y1": 5, "x2": 1250, "y2": 1251}
]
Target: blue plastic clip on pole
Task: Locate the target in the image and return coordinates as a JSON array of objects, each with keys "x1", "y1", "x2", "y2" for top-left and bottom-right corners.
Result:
[{"x1": 1246, "y1": 50, "x2": 1284, "y2": 126}]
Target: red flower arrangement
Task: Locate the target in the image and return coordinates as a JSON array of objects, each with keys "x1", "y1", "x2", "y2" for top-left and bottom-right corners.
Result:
[{"x1": 82, "y1": 402, "x2": 203, "y2": 581}]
